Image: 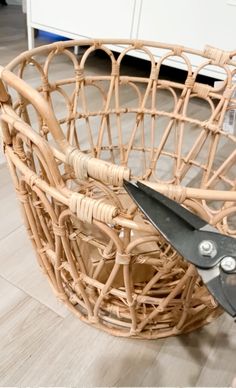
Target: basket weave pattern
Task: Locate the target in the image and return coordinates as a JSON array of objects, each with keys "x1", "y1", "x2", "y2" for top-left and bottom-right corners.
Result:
[{"x1": 1, "y1": 39, "x2": 236, "y2": 338}]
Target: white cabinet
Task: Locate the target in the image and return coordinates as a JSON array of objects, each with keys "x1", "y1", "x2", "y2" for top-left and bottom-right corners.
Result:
[
  {"x1": 136, "y1": 0, "x2": 236, "y2": 78},
  {"x1": 27, "y1": 0, "x2": 136, "y2": 44},
  {"x1": 28, "y1": 0, "x2": 236, "y2": 52},
  {"x1": 138, "y1": 0, "x2": 236, "y2": 51},
  {"x1": 27, "y1": 0, "x2": 236, "y2": 78}
]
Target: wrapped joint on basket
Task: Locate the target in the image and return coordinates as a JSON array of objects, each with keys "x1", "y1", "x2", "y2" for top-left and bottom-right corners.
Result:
[{"x1": 0, "y1": 39, "x2": 236, "y2": 339}]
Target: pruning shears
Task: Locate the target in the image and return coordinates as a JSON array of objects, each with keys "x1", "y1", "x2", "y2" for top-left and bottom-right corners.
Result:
[{"x1": 124, "y1": 180, "x2": 236, "y2": 318}]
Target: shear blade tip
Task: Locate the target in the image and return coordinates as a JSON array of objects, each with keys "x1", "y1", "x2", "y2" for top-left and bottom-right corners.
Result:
[{"x1": 123, "y1": 179, "x2": 138, "y2": 188}]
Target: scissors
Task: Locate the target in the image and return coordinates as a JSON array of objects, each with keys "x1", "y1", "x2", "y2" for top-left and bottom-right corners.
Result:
[{"x1": 123, "y1": 180, "x2": 236, "y2": 318}]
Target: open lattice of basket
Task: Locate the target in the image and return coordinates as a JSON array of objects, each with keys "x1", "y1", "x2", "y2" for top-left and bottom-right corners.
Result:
[{"x1": 1, "y1": 39, "x2": 236, "y2": 339}]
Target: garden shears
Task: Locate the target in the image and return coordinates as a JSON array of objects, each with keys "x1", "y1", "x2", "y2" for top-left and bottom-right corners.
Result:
[{"x1": 124, "y1": 180, "x2": 236, "y2": 318}]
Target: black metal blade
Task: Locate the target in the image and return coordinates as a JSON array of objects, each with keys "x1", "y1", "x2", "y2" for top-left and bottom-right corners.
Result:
[
  {"x1": 137, "y1": 181, "x2": 209, "y2": 230},
  {"x1": 207, "y1": 273, "x2": 236, "y2": 317},
  {"x1": 124, "y1": 179, "x2": 191, "y2": 238},
  {"x1": 123, "y1": 179, "x2": 196, "y2": 256},
  {"x1": 198, "y1": 267, "x2": 236, "y2": 317},
  {"x1": 220, "y1": 271, "x2": 236, "y2": 316}
]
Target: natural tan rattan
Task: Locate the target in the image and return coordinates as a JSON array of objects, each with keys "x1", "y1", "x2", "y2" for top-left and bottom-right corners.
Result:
[{"x1": 1, "y1": 39, "x2": 236, "y2": 339}]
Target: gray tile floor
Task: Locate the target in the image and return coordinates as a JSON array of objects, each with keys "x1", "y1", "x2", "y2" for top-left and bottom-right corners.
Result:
[{"x1": 0, "y1": 5, "x2": 236, "y2": 387}]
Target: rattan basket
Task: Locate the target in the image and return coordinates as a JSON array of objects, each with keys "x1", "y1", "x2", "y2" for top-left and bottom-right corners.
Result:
[{"x1": 1, "y1": 39, "x2": 236, "y2": 339}]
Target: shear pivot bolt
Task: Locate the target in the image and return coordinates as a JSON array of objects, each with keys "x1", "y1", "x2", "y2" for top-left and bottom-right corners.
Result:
[
  {"x1": 199, "y1": 240, "x2": 217, "y2": 258},
  {"x1": 221, "y1": 256, "x2": 236, "y2": 272}
]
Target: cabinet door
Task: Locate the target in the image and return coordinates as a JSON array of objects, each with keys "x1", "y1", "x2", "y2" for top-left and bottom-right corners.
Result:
[
  {"x1": 137, "y1": 0, "x2": 236, "y2": 78},
  {"x1": 138, "y1": 0, "x2": 236, "y2": 51},
  {"x1": 30, "y1": 0, "x2": 135, "y2": 39}
]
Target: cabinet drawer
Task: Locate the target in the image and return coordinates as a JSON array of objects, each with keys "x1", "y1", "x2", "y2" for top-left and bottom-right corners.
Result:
[{"x1": 30, "y1": 0, "x2": 135, "y2": 39}]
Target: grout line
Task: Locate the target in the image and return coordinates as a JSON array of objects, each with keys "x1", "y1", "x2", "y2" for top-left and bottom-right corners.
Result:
[
  {"x1": 194, "y1": 315, "x2": 226, "y2": 386},
  {"x1": 0, "y1": 223, "x2": 24, "y2": 243},
  {"x1": 0, "y1": 227, "x2": 68, "y2": 319},
  {"x1": 0, "y1": 272, "x2": 66, "y2": 319}
]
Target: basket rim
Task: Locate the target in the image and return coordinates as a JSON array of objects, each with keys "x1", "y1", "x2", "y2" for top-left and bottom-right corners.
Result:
[{"x1": 2, "y1": 38, "x2": 236, "y2": 71}]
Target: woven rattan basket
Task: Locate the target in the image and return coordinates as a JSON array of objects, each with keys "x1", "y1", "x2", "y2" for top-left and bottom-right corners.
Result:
[{"x1": 1, "y1": 39, "x2": 236, "y2": 339}]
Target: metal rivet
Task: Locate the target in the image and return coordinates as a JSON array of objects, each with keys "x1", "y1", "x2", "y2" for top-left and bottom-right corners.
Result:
[
  {"x1": 198, "y1": 240, "x2": 217, "y2": 258},
  {"x1": 221, "y1": 256, "x2": 236, "y2": 272}
]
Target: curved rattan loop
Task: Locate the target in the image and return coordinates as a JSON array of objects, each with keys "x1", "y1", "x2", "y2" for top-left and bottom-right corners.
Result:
[{"x1": 80, "y1": 44, "x2": 116, "y2": 72}]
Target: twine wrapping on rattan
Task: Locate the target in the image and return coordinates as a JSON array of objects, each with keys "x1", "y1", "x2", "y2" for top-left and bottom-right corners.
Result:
[
  {"x1": 52, "y1": 223, "x2": 66, "y2": 237},
  {"x1": 155, "y1": 184, "x2": 187, "y2": 203},
  {"x1": 115, "y1": 252, "x2": 131, "y2": 264},
  {"x1": 66, "y1": 147, "x2": 130, "y2": 186},
  {"x1": 69, "y1": 192, "x2": 119, "y2": 223},
  {"x1": 193, "y1": 83, "x2": 212, "y2": 98},
  {"x1": 204, "y1": 45, "x2": 230, "y2": 65}
]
